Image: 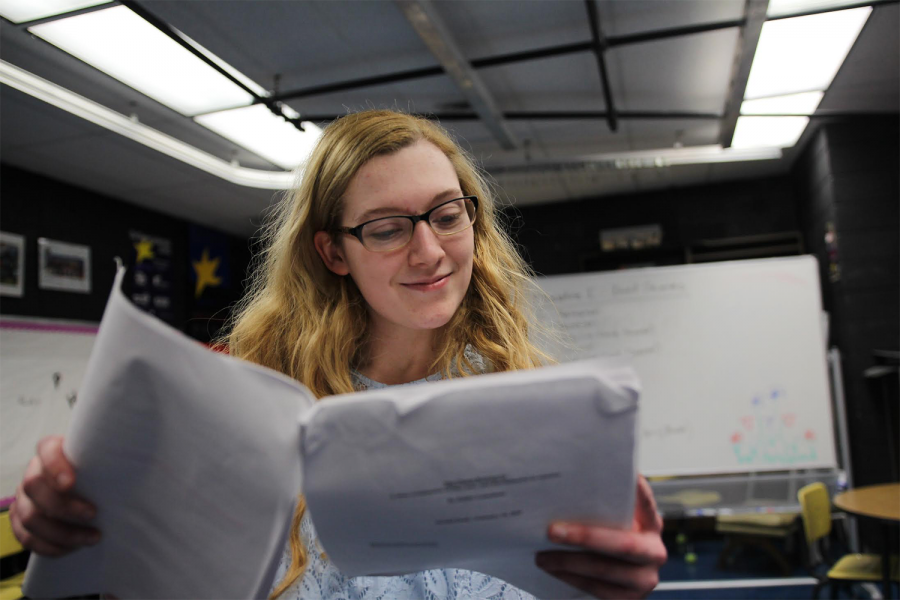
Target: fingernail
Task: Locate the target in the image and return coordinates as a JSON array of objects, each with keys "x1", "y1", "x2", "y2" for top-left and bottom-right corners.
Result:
[
  {"x1": 57, "y1": 472, "x2": 73, "y2": 488},
  {"x1": 549, "y1": 523, "x2": 569, "y2": 542}
]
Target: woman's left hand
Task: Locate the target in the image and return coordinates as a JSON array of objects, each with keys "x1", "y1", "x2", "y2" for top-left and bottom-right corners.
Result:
[{"x1": 535, "y1": 475, "x2": 667, "y2": 599}]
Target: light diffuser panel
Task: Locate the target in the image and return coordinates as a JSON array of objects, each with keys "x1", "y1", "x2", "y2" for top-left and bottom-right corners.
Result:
[
  {"x1": 767, "y1": 0, "x2": 870, "y2": 18},
  {"x1": 29, "y1": 5, "x2": 254, "y2": 116},
  {"x1": 744, "y1": 7, "x2": 871, "y2": 100},
  {"x1": 195, "y1": 104, "x2": 323, "y2": 170},
  {"x1": 740, "y1": 91, "x2": 824, "y2": 115},
  {"x1": 731, "y1": 116, "x2": 810, "y2": 149},
  {"x1": 0, "y1": 59, "x2": 294, "y2": 189},
  {"x1": 0, "y1": 0, "x2": 108, "y2": 24}
]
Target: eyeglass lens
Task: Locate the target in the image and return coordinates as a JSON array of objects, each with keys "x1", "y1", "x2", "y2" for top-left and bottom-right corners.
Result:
[{"x1": 361, "y1": 198, "x2": 476, "y2": 251}]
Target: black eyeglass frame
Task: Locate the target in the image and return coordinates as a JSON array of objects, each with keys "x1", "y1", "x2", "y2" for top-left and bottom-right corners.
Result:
[{"x1": 336, "y1": 195, "x2": 478, "y2": 252}]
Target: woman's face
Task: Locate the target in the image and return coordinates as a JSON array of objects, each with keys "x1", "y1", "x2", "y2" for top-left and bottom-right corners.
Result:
[{"x1": 315, "y1": 140, "x2": 475, "y2": 335}]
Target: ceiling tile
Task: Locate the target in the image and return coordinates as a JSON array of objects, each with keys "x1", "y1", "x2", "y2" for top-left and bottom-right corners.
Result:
[
  {"x1": 818, "y1": 4, "x2": 900, "y2": 112},
  {"x1": 434, "y1": 0, "x2": 588, "y2": 59},
  {"x1": 0, "y1": 0, "x2": 893, "y2": 228},
  {"x1": 607, "y1": 28, "x2": 739, "y2": 114},
  {"x1": 598, "y1": 0, "x2": 745, "y2": 38},
  {"x1": 144, "y1": 1, "x2": 437, "y2": 93},
  {"x1": 479, "y1": 53, "x2": 604, "y2": 112},
  {"x1": 1, "y1": 86, "x2": 92, "y2": 148}
]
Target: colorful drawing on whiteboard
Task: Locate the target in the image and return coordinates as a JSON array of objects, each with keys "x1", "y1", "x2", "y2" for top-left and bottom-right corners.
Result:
[{"x1": 730, "y1": 387, "x2": 818, "y2": 465}]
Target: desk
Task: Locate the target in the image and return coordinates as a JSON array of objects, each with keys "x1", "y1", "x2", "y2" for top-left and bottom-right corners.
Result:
[{"x1": 834, "y1": 483, "x2": 900, "y2": 597}]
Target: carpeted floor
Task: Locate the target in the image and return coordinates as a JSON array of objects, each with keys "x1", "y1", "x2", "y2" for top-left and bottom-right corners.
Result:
[{"x1": 650, "y1": 527, "x2": 888, "y2": 599}]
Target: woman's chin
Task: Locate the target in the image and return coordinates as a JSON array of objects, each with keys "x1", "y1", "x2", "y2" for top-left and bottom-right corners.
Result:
[{"x1": 412, "y1": 313, "x2": 455, "y2": 331}]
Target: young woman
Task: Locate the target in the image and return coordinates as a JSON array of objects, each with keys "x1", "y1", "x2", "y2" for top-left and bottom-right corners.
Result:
[{"x1": 11, "y1": 110, "x2": 666, "y2": 599}]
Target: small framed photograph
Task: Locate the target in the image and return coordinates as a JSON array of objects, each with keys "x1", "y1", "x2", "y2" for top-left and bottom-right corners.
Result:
[
  {"x1": 38, "y1": 238, "x2": 91, "y2": 293},
  {"x1": 0, "y1": 231, "x2": 25, "y2": 297}
]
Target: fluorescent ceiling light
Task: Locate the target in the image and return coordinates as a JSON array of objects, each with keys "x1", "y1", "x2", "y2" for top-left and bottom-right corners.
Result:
[
  {"x1": 731, "y1": 116, "x2": 810, "y2": 149},
  {"x1": 195, "y1": 104, "x2": 322, "y2": 170},
  {"x1": 0, "y1": 59, "x2": 294, "y2": 189},
  {"x1": 0, "y1": 0, "x2": 108, "y2": 24},
  {"x1": 740, "y1": 91, "x2": 824, "y2": 115},
  {"x1": 767, "y1": 0, "x2": 871, "y2": 18},
  {"x1": 176, "y1": 30, "x2": 268, "y2": 100},
  {"x1": 744, "y1": 7, "x2": 871, "y2": 99},
  {"x1": 609, "y1": 145, "x2": 782, "y2": 168},
  {"x1": 28, "y1": 5, "x2": 254, "y2": 116},
  {"x1": 488, "y1": 145, "x2": 782, "y2": 173}
]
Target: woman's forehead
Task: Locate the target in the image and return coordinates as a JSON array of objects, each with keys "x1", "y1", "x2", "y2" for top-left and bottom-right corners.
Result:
[{"x1": 342, "y1": 140, "x2": 461, "y2": 220}]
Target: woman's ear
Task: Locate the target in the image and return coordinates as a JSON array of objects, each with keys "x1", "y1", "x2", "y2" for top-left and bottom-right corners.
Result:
[{"x1": 314, "y1": 231, "x2": 351, "y2": 276}]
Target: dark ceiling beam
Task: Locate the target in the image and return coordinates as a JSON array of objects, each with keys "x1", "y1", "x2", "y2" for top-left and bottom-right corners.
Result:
[
  {"x1": 270, "y1": 21, "x2": 747, "y2": 103},
  {"x1": 584, "y1": 0, "x2": 618, "y2": 132},
  {"x1": 300, "y1": 110, "x2": 722, "y2": 124},
  {"x1": 506, "y1": 111, "x2": 722, "y2": 120},
  {"x1": 119, "y1": 1, "x2": 307, "y2": 131},
  {"x1": 607, "y1": 19, "x2": 746, "y2": 47},
  {"x1": 433, "y1": 20, "x2": 749, "y2": 71},
  {"x1": 121, "y1": 1, "x2": 261, "y2": 101},
  {"x1": 719, "y1": 0, "x2": 769, "y2": 148},
  {"x1": 269, "y1": 0, "x2": 895, "y2": 106},
  {"x1": 471, "y1": 41, "x2": 594, "y2": 69},
  {"x1": 4, "y1": 1, "x2": 115, "y2": 27},
  {"x1": 394, "y1": 0, "x2": 518, "y2": 149},
  {"x1": 267, "y1": 66, "x2": 444, "y2": 102}
]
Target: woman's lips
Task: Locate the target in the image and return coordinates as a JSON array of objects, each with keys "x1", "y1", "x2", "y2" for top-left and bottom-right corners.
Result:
[{"x1": 402, "y1": 273, "x2": 451, "y2": 292}]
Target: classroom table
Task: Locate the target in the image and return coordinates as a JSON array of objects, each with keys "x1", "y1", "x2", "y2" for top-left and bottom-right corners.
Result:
[{"x1": 833, "y1": 482, "x2": 900, "y2": 598}]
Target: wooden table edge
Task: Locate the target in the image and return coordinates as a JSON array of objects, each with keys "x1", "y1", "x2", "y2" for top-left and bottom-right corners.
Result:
[{"x1": 833, "y1": 483, "x2": 900, "y2": 522}]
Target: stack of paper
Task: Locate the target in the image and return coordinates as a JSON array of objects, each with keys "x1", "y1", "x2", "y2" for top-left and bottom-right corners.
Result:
[
  {"x1": 23, "y1": 266, "x2": 641, "y2": 599},
  {"x1": 301, "y1": 360, "x2": 641, "y2": 599},
  {"x1": 23, "y1": 267, "x2": 309, "y2": 599}
]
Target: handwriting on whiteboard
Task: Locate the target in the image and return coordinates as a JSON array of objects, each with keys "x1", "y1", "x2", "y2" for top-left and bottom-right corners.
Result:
[
  {"x1": 643, "y1": 423, "x2": 691, "y2": 441},
  {"x1": 547, "y1": 279, "x2": 688, "y2": 306}
]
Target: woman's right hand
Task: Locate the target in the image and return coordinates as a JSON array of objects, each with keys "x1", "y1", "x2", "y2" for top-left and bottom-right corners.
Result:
[{"x1": 9, "y1": 435, "x2": 101, "y2": 556}]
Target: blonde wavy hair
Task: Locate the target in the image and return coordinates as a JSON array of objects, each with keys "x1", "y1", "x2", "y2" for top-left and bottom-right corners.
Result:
[{"x1": 226, "y1": 110, "x2": 553, "y2": 597}]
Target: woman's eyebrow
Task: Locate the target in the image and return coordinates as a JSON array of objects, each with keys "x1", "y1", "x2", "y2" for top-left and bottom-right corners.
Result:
[{"x1": 356, "y1": 188, "x2": 463, "y2": 222}]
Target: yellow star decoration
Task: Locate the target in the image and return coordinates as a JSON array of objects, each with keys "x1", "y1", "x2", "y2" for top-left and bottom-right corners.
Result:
[
  {"x1": 192, "y1": 248, "x2": 222, "y2": 298},
  {"x1": 134, "y1": 239, "x2": 155, "y2": 264}
]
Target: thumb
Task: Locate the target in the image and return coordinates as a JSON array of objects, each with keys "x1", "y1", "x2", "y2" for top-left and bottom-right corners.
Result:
[
  {"x1": 37, "y1": 435, "x2": 76, "y2": 492},
  {"x1": 635, "y1": 475, "x2": 663, "y2": 533}
]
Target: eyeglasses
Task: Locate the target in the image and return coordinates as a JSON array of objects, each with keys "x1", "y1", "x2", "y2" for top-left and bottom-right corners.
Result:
[{"x1": 337, "y1": 196, "x2": 478, "y2": 252}]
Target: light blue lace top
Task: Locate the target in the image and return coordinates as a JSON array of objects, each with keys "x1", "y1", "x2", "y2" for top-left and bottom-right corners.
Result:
[{"x1": 269, "y1": 350, "x2": 537, "y2": 600}]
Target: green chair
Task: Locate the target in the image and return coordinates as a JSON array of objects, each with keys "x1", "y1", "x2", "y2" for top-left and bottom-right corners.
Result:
[{"x1": 797, "y1": 482, "x2": 899, "y2": 598}]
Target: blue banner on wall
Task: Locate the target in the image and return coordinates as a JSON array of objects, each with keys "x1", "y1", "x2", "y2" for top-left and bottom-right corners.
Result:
[
  {"x1": 129, "y1": 230, "x2": 174, "y2": 324},
  {"x1": 189, "y1": 224, "x2": 231, "y2": 305}
]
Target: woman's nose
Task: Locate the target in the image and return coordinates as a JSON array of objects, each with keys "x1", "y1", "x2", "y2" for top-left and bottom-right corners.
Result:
[{"x1": 407, "y1": 221, "x2": 446, "y2": 265}]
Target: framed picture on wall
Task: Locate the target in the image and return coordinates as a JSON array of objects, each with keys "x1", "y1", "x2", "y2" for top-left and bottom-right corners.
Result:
[
  {"x1": 0, "y1": 231, "x2": 25, "y2": 297},
  {"x1": 38, "y1": 238, "x2": 91, "y2": 293}
]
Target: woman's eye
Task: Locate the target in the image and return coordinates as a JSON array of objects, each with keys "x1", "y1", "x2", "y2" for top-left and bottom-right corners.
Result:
[
  {"x1": 434, "y1": 213, "x2": 461, "y2": 226},
  {"x1": 369, "y1": 227, "x2": 404, "y2": 241}
]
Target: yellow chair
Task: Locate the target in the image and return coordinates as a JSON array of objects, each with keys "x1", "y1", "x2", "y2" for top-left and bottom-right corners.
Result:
[
  {"x1": 797, "y1": 482, "x2": 899, "y2": 598},
  {"x1": 0, "y1": 510, "x2": 25, "y2": 600}
]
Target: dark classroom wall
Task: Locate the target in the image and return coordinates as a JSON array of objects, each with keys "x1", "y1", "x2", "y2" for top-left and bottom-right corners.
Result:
[
  {"x1": 795, "y1": 118, "x2": 900, "y2": 492},
  {"x1": 503, "y1": 174, "x2": 800, "y2": 276},
  {"x1": 0, "y1": 164, "x2": 250, "y2": 341}
]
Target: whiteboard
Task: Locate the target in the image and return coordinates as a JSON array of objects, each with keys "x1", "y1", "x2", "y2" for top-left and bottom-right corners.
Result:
[
  {"x1": 534, "y1": 256, "x2": 837, "y2": 477},
  {"x1": 0, "y1": 318, "x2": 97, "y2": 498}
]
